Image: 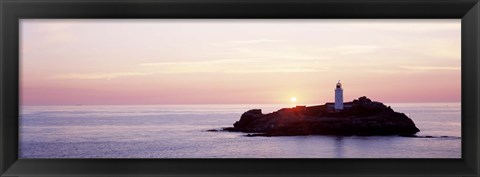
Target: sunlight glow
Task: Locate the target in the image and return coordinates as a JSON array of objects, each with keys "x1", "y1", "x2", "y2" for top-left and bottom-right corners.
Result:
[{"x1": 290, "y1": 97, "x2": 297, "y2": 103}]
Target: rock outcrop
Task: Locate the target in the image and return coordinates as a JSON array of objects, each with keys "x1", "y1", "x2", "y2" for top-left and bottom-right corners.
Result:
[{"x1": 224, "y1": 97, "x2": 420, "y2": 136}]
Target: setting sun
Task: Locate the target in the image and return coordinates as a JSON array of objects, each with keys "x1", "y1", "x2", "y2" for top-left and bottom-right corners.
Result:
[{"x1": 290, "y1": 97, "x2": 297, "y2": 103}]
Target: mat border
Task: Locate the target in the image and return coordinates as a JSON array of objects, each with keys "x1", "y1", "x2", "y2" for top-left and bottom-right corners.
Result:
[{"x1": 1, "y1": 0, "x2": 479, "y2": 176}]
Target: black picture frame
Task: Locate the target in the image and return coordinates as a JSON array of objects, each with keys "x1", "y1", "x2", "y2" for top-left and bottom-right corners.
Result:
[{"x1": 1, "y1": 0, "x2": 479, "y2": 176}]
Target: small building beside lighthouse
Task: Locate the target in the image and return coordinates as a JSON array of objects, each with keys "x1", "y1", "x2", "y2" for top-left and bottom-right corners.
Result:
[{"x1": 334, "y1": 80, "x2": 344, "y2": 110}]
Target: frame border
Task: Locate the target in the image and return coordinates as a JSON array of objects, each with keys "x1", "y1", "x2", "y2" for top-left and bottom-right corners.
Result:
[{"x1": 1, "y1": 0, "x2": 479, "y2": 176}]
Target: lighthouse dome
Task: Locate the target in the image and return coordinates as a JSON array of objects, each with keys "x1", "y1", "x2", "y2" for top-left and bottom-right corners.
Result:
[{"x1": 336, "y1": 81, "x2": 342, "y2": 88}]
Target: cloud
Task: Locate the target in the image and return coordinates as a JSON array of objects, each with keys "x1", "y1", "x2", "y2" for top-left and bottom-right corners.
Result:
[
  {"x1": 139, "y1": 59, "x2": 242, "y2": 66},
  {"x1": 226, "y1": 68, "x2": 326, "y2": 73},
  {"x1": 22, "y1": 20, "x2": 81, "y2": 49},
  {"x1": 51, "y1": 72, "x2": 153, "y2": 80},
  {"x1": 228, "y1": 39, "x2": 285, "y2": 44},
  {"x1": 341, "y1": 20, "x2": 460, "y2": 33},
  {"x1": 400, "y1": 66, "x2": 460, "y2": 71},
  {"x1": 140, "y1": 59, "x2": 328, "y2": 73},
  {"x1": 337, "y1": 45, "x2": 381, "y2": 55}
]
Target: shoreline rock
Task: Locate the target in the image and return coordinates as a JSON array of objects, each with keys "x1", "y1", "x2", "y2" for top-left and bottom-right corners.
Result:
[{"x1": 223, "y1": 96, "x2": 420, "y2": 136}]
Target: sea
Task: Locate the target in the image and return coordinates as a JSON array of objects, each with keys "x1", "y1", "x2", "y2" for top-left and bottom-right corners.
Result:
[{"x1": 19, "y1": 103, "x2": 461, "y2": 158}]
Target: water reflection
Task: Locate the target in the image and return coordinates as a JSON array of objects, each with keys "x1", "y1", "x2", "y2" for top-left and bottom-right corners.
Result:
[
  {"x1": 20, "y1": 103, "x2": 461, "y2": 158},
  {"x1": 334, "y1": 136, "x2": 345, "y2": 158}
]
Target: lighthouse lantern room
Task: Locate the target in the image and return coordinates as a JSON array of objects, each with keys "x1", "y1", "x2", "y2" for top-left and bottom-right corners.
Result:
[{"x1": 335, "y1": 80, "x2": 344, "y2": 110}]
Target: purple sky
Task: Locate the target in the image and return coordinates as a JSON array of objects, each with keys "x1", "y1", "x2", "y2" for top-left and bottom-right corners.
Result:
[{"x1": 21, "y1": 19, "x2": 461, "y2": 105}]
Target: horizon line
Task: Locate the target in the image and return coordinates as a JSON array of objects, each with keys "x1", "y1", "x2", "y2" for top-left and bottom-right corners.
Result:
[{"x1": 21, "y1": 101, "x2": 462, "y2": 107}]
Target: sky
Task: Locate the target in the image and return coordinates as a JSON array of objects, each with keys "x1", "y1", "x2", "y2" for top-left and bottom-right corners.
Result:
[{"x1": 20, "y1": 19, "x2": 461, "y2": 105}]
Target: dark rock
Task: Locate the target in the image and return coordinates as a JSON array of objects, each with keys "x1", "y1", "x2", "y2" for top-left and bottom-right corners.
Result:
[
  {"x1": 400, "y1": 134, "x2": 418, "y2": 137},
  {"x1": 225, "y1": 97, "x2": 420, "y2": 136},
  {"x1": 245, "y1": 133, "x2": 271, "y2": 137},
  {"x1": 222, "y1": 127, "x2": 239, "y2": 131}
]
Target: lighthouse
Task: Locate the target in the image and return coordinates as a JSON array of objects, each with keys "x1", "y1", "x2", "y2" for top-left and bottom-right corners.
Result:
[{"x1": 335, "y1": 80, "x2": 344, "y2": 110}]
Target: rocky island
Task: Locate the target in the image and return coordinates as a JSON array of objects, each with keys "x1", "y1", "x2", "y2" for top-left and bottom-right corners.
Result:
[{"x1": 221, "y1": 96, "x2": 420, "y2": 136}]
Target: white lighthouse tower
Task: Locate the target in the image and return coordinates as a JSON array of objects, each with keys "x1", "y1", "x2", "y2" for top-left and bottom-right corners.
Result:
[{"x1": 335, "y1": 80, "x2": 344, "y2": 110}]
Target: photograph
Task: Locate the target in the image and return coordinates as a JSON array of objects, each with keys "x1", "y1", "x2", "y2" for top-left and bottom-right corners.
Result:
[{"x1": 19, "y1": 19, "x2": 461, "y2": 158}]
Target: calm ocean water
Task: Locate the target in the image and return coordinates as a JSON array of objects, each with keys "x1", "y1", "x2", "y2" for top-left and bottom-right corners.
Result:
[{"x1": 19, "y1": 103, "x2": 461, "y2": 158}]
